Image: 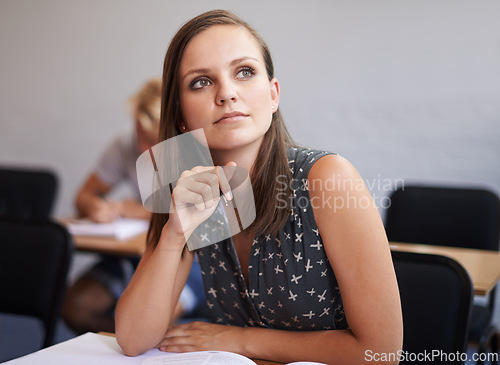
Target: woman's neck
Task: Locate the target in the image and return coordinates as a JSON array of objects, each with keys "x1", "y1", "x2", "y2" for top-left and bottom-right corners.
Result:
[{"x1": 210, "y1": 139, "x2": 262, "y2": 174}]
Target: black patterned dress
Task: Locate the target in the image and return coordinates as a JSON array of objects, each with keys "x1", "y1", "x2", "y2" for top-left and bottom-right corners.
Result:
[{"x1": 195, "y1": 147, "x2": 349, "y2": 331}]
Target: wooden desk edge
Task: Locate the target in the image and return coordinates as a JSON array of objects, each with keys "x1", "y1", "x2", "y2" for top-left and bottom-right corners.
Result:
[{"x1": 390, "y1": 241, "x2": 500, "y2": 295}]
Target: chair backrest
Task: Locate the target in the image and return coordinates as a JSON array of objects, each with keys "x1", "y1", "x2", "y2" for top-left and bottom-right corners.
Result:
[
  {"x1": 0, "y1": 219, "x2": 73, "y2": 348},
  {"x1": 393, "y1": 251, "x2": 473, "y2": 365},
  {"x1": 0, "y1": 167, "x2": 58, "y2": 219},
  {"x1": 385, "y1": 186, "x2": 500, "y2": 251}
]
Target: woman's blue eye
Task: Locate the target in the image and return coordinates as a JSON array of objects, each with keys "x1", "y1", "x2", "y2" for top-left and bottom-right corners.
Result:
[
  {"x1": 191, "y1": 78, "x2": 211, "y2": 89},
  {"x1": 236, "y1": 67, "x2": 254, "y2": 79}
]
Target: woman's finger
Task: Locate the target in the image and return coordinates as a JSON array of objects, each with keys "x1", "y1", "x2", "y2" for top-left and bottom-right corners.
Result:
[
  {"x1": 217, "y1": 165, "x2": 233, "y2": 202},
  {"x1": 172, "y1": 186, "x2": 207, "y2": 212}
]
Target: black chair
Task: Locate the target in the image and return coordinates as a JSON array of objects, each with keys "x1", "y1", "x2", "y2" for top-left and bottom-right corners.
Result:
[
  {"x1": 393, "y1": 251, "x2": 473, "y2": 365},
  {"x1": 0, "y1": 167, "x2": 58, "y2": 219},
  {"x1": 0, "y1": 219, "x2": 73, "y2": 356},
  {"x1": 386, "y1": 186, "x2": 500, "y2": 363}
]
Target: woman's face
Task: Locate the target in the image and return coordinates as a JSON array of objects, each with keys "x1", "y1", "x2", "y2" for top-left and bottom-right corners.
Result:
[{"x1": 178, "y1": 25, "x2": 279, "y2": 153}]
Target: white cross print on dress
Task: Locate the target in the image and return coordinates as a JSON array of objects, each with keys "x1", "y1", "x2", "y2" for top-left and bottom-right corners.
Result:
[
  {"x1": 219, "y1": 261, "x2": 227, "y2": 271},
  {"x1": 210, "y1": 266, "x2": 216, "y2": 274},
  {"x1": 291, "y1": 274, "x2": 303, "y2": 284},
  {"x1": 254, "y1": 248, "x2": 260, "y2": 256},
  {"x1": 310, "y1": 241, "x2": 322, "y2": 250},
  {"x1": 208, "y1": 287, "x2": 217, "y2": 298},
  {"x1": 210, "y1": 252, "x2": 216, "y2": 259},
  {"x1": 267, "y1": 287, "x2": 273, "y2": 295},
  {"x1": 288, "y1": 290, "x2": 298, "y2": 301},
  {"x1": 305, "y1": 259, "x2": 313, "y2": 272},
  {"x1": 201, "y1": 233, "x2": 209, "y2": 242},
  {"x1": 292, "y1": 315, "x2": 299, "y2": 323},
  {"x1": 312, "y1": 228, "x2": 319, "y2": 236},
  {"x1": 274, "y1": 265, "x2": 283, "y2": 274},
  {"x1": 318, "y1": 289, "x2": 327, "y2": 302},
  {"x1": 307, "y1": 288, "x2": 316, "y2": 296},
  {"x1": 249, "y1": 289, "x2": 259, "y2": 299},
  {"x1": 321, "y1": 269, "x2": 328, "y2": 277},
  {"x1": 295, "y1": 233, "x2": 303, "y2": 242},
  {"x1": 293, "y1": 252, "x2": 303, "y2": 262},
  {"x1": 258, "y1": 301, "x2": 265, "y2": 309},
  {"x1": 303, "y1": 311, "x2": 315, "y2": 319},
  {"x1": 206, "y1": 301, "x2": 214, "y2": 309},
  {"x1": 319, "y1": 307, "x2": 330, "y2": 317}
]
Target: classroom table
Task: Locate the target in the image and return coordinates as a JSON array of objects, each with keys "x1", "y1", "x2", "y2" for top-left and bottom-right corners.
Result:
[
  {"x1": 72, "y1": 231, "x2": 147, "y2": 257},
  {"x1": 70, "y1": 228, "x2": 500, "y2": 296},
  {"x1": 390, "y1": 242, "x2": 500, "y2": 296}
]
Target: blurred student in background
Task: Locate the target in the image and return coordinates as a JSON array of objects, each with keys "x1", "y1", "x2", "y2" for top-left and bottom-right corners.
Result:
[{"x1": 63, "y1": 78, "x2": 205, "y2": 334}]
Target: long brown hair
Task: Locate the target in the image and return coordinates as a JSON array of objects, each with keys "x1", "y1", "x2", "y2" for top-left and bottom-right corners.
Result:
[{"x1": 148, "y1": 9, "x2": 296, "y2": 247}]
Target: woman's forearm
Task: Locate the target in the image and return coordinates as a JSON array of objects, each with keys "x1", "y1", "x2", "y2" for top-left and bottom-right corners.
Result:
[
  {"x1": 240, "y1": 326, "x2": 400, "y2": 365},
  {"x1": 115, "y1": 225, "x2": 189, "y2": 356}
]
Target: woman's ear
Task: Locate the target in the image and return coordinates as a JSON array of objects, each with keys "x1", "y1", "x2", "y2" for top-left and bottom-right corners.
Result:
[
  {"x1": 270, "y1": 78, "x2": 280, "y2": 111},
  {"x1": 176, "y1": 120, "x2": 188, "y2": 133}
]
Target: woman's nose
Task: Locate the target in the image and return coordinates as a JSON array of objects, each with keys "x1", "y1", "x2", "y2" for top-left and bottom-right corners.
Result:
[{"x1": 215, "y1": 79, "x2": 237, "y2": 105}]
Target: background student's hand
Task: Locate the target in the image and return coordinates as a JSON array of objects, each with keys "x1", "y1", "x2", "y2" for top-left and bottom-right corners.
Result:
[
  {"x1": 86, "y1": 196, "x2": 121, "y2": 223},
  {"x1": 156, "y1": 321, "x2": 244, "y2": 354},
  {"x1": 165, "y1": 162, "x2": 235, "y2": 241}
]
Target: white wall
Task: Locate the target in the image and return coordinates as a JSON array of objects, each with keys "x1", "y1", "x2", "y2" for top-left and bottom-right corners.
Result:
[{"x1": 1, "y1": 0, "x2": 499, "y2": 218}]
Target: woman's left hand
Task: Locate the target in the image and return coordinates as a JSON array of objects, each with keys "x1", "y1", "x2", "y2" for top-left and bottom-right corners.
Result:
[{"x1": 157, "y1": 321, "x2": 244, "y2": 353}]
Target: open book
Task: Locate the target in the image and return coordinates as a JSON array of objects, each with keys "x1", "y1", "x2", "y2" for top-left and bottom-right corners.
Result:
[
  {"x1": 67, "y1": 218, "x2": 149, "y2": 240},
  {"x1": 141, "y1": 351, "x2": 326, "y2": 365},
  {"x1": 1, "y1": 332, "x2": 326, "y2": 365}
]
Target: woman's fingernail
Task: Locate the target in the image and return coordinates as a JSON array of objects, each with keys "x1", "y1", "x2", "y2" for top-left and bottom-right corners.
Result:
[{"x1": 226, "y1": 190, "x2": 233, "y2": 201}]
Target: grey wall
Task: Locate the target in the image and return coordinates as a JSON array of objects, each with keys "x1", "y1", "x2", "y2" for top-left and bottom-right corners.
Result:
[{"x1": 1, "y1": 0, "x2": 499, "y2": 218}]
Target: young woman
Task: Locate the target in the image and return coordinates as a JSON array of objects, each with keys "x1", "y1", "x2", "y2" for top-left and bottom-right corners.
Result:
[{"x1": 115, "y1": 10, "x2": 402, "y2": 364}]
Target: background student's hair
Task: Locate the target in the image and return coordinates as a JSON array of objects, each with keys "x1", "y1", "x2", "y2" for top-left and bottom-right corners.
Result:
[
  {"x1": 148, "y1": 9, "x2": 297, "y2": 248},
  {"x1": 129, "y1": 77, "x2": 163, "y2": 134}
]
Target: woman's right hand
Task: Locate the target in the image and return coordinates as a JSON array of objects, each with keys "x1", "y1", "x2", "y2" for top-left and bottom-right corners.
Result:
[{"x1": 165, "y1": 162, "x2": 235, "y2": 241}]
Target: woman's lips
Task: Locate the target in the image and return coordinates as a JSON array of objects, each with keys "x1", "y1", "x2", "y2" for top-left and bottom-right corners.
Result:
[{"x1": 215, "y1": 111, "x2": 248, "y2": 124}]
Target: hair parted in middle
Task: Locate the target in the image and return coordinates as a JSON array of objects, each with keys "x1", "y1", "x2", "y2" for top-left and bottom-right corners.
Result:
[{"x1": 148, "y1": 9, "x2": 297, "y2": 247}]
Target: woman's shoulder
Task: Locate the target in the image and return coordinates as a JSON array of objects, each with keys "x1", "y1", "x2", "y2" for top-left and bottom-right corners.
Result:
[{"x1": 286, "y1": 146, "x2": 337, "y2": 180}]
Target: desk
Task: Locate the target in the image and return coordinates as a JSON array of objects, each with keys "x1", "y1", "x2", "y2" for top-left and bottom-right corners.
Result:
[
  {"x1": 72, "y1": 231, "x2": 147, "y2": 257},
  {"x1": 390, "y1": 242, "x2": 500, "y2": 296},
  {"x1": 71, "y1": 230, "x2": 500, "y2": 296}
]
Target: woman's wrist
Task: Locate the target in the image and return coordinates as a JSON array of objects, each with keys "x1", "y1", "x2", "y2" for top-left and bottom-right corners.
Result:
[{"x1": 159, "y1": 220, "x2": 188, "y2": 251}]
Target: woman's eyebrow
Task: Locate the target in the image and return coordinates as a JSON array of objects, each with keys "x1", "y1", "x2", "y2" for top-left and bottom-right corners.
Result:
[
  {"x1": 230, "y1": 56, "x2": 259, "y2": 66},
  {"x1": 182, "y1": 56, "x2": 259, "y2": 82}
]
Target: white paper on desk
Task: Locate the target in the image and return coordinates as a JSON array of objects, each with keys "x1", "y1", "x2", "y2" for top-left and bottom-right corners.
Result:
[
  {"x1": 67, "y1": 218, "x2": 149, "y2": 240},
  {"x1": 140, "y1": 351, "x2": 257, "y2": 365},
  {"x1": 0, "y1": 332, "x2": 160, "y2": 365}
]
